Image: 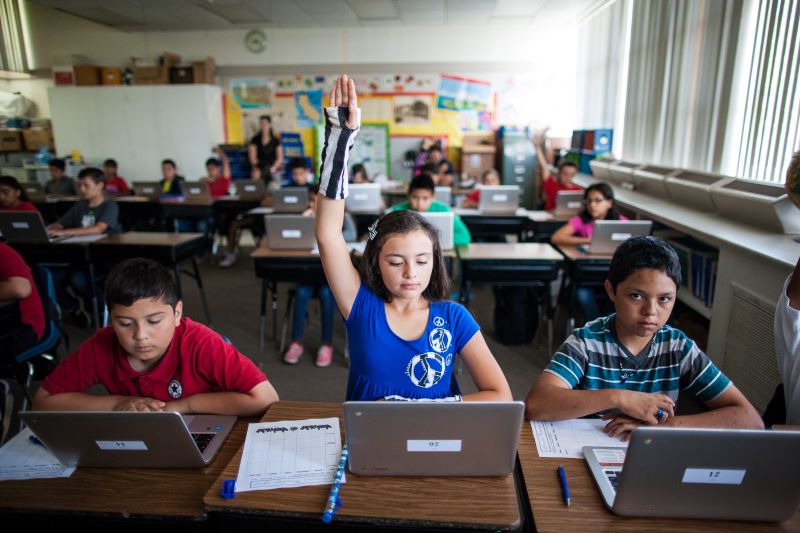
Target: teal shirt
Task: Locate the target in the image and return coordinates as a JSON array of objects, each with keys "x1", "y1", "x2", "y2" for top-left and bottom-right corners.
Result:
[{"x1": 389, "y1": 200, "x2": 472, "y2": 246}]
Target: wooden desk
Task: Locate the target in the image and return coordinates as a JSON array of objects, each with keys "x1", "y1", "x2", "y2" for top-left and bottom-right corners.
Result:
[
  {"x1": 0, "y1": 419, "x2": 248, "y2": 528},
  {"x1": 516, "y1": 421, "x2": 800, "y2": 532},
  {"x1": 204, "y1": 401, "x2": 521, "y2": 531},
  {"x1": 91, "y1": 232, "x2": 211, "y2": 323},
  {"x1": 114, "y1": 195, "x2": 162, "y2": 231}
]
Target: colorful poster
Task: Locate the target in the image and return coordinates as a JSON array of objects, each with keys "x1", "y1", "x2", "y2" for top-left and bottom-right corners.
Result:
[
  {"x1": 230, "y1": 79, "x2": 273, "y2": 108},
  {"x1": 295, "y1": 89, "x2": 323, "y2": 128},
  {"x1": 436, "y1": 75, "x2": 492, "y2": 111}
]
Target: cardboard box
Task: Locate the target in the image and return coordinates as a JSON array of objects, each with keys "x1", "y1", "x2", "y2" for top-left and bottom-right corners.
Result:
[
  {"x1": 53, "y1": 65, "x2": 100, "y2": 86},
  {"x1": 100, "y1": 67, "x2": 122, "y2": 85},
  {"x1": 0, "y1": 130, "x2": 23, "y2": 151},
  {"x1": 134, "y1": 52, "x2": 181, "y2": 85},
  {"x1": 169, "y1": 66, "x2": 193, "y2": 84},
  {"x1": 192, "y1": 57, "x2": 215, "y2": 84},
  {"x1": 461, "y1": 152, "x2": 495, "y2": 180},
  {"x1": 22, "y1": 127, "x2": 55, "y2": 151},
  {"x1": 462, "y1": 132, "x2": 496, "y2": 153}
]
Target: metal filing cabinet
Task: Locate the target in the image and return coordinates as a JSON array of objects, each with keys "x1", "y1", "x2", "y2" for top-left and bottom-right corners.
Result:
[{"x1": 498, "y1": 128, "x2": 537, "y2": 209}]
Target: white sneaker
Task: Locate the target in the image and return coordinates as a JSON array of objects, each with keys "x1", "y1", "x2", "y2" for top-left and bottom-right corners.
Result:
[{"x1": 218, "y1": 252, "x2": 237, "y2": 268}]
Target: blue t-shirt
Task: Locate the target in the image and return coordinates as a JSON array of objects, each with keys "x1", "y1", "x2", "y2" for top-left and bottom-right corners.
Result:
[{"x1": 345, "y1": 284, "x2": 480, "y2": 401}]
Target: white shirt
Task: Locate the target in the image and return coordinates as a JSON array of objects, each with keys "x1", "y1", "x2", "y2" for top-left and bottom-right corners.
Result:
[{"x1": 775, "y1": 274, "x2": 800, "y2": 424}]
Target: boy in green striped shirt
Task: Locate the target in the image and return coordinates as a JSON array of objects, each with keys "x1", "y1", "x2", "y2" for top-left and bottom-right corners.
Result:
[{"x1": 525, "y1": 236, "x2": 762, "y2": 440}]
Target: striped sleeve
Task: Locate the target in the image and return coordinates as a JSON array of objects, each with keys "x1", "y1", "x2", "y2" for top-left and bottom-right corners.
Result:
[
  {"x1": 543, "y1": 335, "x2": 588, "y2": 388},
  {"x1": 318, "y1": 106, "x2": 361, "y2": 200},
  {"x1": 679, "y1": 337, "x2": 732, "y2": 402}
]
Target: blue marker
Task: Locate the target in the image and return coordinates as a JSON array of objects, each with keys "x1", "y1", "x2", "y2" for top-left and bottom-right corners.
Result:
[
  {"x1": 557, "y1": 465, "x2": 571, "y2": 507},
  {"x1": 321, "y1": 444, "x2": 349, "y2": 523}
]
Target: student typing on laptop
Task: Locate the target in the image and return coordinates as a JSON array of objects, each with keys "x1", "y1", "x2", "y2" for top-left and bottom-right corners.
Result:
[
  {"x1": 33, "y1": 258, "x2": 278, "y2": 416},
  {"x1": 525, "y1": 236, "x2": 762, "y2": 438},
  {"x1": 315, "y1": 75, "x2": 510, "y2": 402},
  {"x1": 47, "y1": 167, "x2": 119, "y2": 238}
]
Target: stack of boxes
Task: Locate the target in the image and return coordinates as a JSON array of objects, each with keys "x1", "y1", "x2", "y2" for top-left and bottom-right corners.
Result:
[
  {"x1": 461, "y1": 132, "x2": 496, "y2": 182},
  {"x1": 564, "y1": 129, "x2": 613, "y2": 174},
  {"x1": 52, "y1": 53, "x2": 215, "y2": 87},
  {"x1": 0, "y1": 118, "x2": 55, "y2": 152}
]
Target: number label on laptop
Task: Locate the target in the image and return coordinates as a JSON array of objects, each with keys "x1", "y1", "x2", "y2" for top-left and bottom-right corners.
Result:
[
  {"x1": 611, "y1": 232, "x2": 633, "y2": 241},
  {"x1": 354, "y1": 193, "x2": 368, "y2": 201},
  {"x1": 407, "y1": 439, "x2": 462, "y2": 452},
  {"x1": 682, "y1": 468, "x2": 746, "y2": 485},
  {"x1": 567, "y1": 201, "x2": 582, "y2": 209},
  {"x1": 189, "y1": 187, "x2": 201, "y2": 194},
  {"x1": 491, "y1": 194, "x2": 508, "y2": 202},
  {"x1": 245, "y1": 185, "x2": 256, "y2": 192},
  {"x1": 282, "y1": 229, "x2": 301, "y2": 239},
  {"x1": 96, "y1": 440, "x2": 148, "y2": 451},
  {"x1": 284, "y1": 195, "x2": 298, "y2": 203},
  {"x1": 12, "y1": 222, "x2": 30, "y2": 229}
]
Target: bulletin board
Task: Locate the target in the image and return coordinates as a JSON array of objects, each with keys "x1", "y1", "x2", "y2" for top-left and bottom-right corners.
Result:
[{"x1": 346, "y1": 123, "x2": 390, "y2": 178}]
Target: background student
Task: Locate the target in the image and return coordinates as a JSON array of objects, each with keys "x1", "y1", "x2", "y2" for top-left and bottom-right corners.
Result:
[
  {"x1": 249, "y1": 114, "x2": 283, "y2": 190},
  {"x1": 102, "y1": 158, "x2": 130, "y2": 195},
  {"x1": 534, "y1": 130, "x2": 580, "y2": 211},
  {"x1": 349, "y1": 163, "x2": 370, "y2": 183},
  {"x1": 44, "y1": 158, "x2": 75, "y2": 196},
  {"x1": 33, "y1": 258, "x2": 278, "y2": 416},
  {"x1": 461, "y1": 168, "x2": 501, "y2": 208},
  {"x1": 0, "y1": 176, "x2": 37, "y2": 211},
  {"x1": 159, "y1": 158, "x2": 185, "y2": 197},
  {"x1": 0, "y1": 242, "x2": 46, "y2": 363},
  {"x1": 201, "y1": 146, "x2": 232, "y2": 198},
  {"x1": 314, "y1": 74, "x2": 511, "y2": 402},
  {"x1": 525, "y1": 236, "x2": 763, "y2": 439},
  {"x1": 389, "y1": 173, "x2": 471, "y2": 247},
  {"x1": 47, "y1": 167, "x2": 118, "y2": 237}
]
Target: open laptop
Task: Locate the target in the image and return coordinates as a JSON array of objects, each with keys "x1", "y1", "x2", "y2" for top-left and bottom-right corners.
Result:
[
  {"x1": 132, "y1": 181, "x2": 161, "y2": 199},
  {"x1": 478, "y1": 185, "x2": 520, "y2": 215},
  {"x1": 584, "y1": 427, "x2": 800, "y2": 521},
  {"x1": 582, "y1": 220, "x2": 653, "y2": 255},
  {"x1": 19, "y1": 411, "x2": 237, "y2": 468},
  {"x1": 234, "y1": 180, "x2": 266, "y2": 200},
  {"x1": 343, "y1": 401, "x2": 524, "y2": 476},
  {"x1": 265, "y1": 214, "x2": 316, "y2": 250},
  {"x1": 183, "y1": 181, "x2": 212, "y2": 202},
  {"x1": 435, "y1": 186, "x2": 452, "y2": 206},
  {"x1": 0, "y1": 211, "x2": 69, "y2": 243},
  {"x1": 554, "y1": 190, "x2": 584, "y2": 216},
  {"x1": 346, "y1": 183, "x2": 382, "y2": 213},
  {"x1": 273, "y1": 187, "x2": 309, "y2": 213},
  {"x1": 22, "y1": 181, "x2": 45, "y2": 201},
  {"x1": 420, "y1": 211, "x2": 454, "y2": 250}
]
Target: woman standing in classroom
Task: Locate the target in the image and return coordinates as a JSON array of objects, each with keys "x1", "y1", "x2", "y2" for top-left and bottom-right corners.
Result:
[{"x1": 248, "y1": 115, "x2": 283, "y2": 190}]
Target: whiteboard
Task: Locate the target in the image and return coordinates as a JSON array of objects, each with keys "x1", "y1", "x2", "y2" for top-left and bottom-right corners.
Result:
[
  {"x1": 48, "y1": 85, "x2": 224, "y2": 181},
  {"x1": 348, "y1": 123, "x2": 389, "y2": 179}
]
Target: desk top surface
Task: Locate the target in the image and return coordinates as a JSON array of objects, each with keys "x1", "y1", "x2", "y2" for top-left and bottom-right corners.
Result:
[
  {"x1": 556, "y1": 244, "x2": 614, "y2": 261},
  {"x1": 92, "y1": 231, "x2": 205, "y2": 246},
  {"x1": 0, "y1": 419, "x2": 248, "y2": 520},
  {"x1": 458, "y1": 242, "x2": 563, "y2": 261},
  {"x1": 455, "y1": 207, "x2": 554, "y2": 221},
  {"x1": 204, "y1": 401, "x2": 520, "y2": 530},
  {"x1": 517, "y1": 422, "x2": 800, "y2": 532},
  {"x1": 250, "y1": 242, "x2": 319, "y2": 258}
]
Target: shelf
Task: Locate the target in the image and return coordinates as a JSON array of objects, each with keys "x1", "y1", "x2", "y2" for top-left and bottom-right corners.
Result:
[{"x1": 677, "y1": 290, "x2": 712, "y2": 319}]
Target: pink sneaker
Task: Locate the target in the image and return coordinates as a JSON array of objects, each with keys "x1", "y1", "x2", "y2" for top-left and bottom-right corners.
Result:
[
  {"x1": 315, "y1": 345, "x2": 333, "y2": 367},
  {"x1": 283, "y1": 342, "x2": 303, "y2": 364}
]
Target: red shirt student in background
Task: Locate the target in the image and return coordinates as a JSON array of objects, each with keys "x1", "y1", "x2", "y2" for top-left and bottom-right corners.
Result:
[
  {"x1": 103, "y1": 158, "x2": 130, "y2": 195},
  {"x1": 534, "y1": 130, "x2": 581, "y2": 211},
  {"x1": 0, "y1": 175, "x2": 37, "y2": 212},
  {"x1": 0, "y1": 242, "x2": 46, "y2": 362},
  {"x1": 201, "y1": 146, "x2": 232, "y2": 197}
]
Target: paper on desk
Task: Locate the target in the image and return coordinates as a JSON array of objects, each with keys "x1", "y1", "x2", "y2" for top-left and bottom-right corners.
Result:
[
  {"x1": 235, "y1": 417, "x2": 344, "y2": 492},
  {"x1": 0, "y1": 427, "x2": 75, "y2": 480},
  {"x1": 531, "y1": 419, "x2": 628, "y2": 459},
  {"x1": 60, "y1": 234, "x2": 107, "y2": 243}
]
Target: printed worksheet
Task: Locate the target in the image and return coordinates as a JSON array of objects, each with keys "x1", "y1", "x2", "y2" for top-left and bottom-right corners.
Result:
[
  {"x1": 531, "y1": 419, "x2": 628, "y2": 459},
  {"x1": 0, "y1": 427, "x2": 75, "y2": 480},
  {"x1": 235, "y1": 417, "x2": 342, "y2": 492}
]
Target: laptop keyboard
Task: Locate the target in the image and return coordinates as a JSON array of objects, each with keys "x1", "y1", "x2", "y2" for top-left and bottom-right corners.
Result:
[
  {"x1": 604, "y1": 469, "x2": 621, "y2": 491},
  {"x1": 191, "y1": 432, "x2": 215, "y2": 453}
]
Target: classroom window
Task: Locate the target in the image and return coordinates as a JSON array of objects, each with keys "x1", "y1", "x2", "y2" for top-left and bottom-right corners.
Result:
[{"x1": 0, "y1": 0, "x2": 28, "y2": 74}]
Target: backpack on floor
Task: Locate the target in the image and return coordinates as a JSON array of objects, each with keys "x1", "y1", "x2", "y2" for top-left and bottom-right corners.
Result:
[{"x1": 492, "y1": 286, "x2": 539, "y2": 345}]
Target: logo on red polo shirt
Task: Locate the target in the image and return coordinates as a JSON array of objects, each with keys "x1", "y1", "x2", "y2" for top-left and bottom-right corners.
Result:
[{"x1": 168, "y1": 379, "x2": 183, "y2": 399}]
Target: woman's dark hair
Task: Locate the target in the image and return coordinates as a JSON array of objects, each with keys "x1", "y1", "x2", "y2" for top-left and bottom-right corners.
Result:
[
  {"x1": 78, "y1": 167, "x2": 105, "y2": 184},
  {"x1": 408, "y1": 173, "x2": 435, "y2": 194},
  {"x1": 578, "y1": 182, "x2": 621, "y2": 223},
  {"x1": 359, "y1": 210, "x2": 450, "y2": 302},
  {"x1": 259, "y1": 115, "x2": 272, "y2": 123},
  {"x1": 49, "y1": 158, "x2": 66, "y2": 171},
  {"x1": 103, "y1": 158, "x2": 118, "y2": 169},
  {"x1": 161, "y1": 159, "x2": 176, "y2": 168},
  {"x1": 105, "y1": 258, "x2": 178, "y2": 311},
  {"x1": 0, "y1": 175, "x2": 29, "y2": 202},
  {"x1": 608, "y1": 236, "x2": 681, "y2": 291}
]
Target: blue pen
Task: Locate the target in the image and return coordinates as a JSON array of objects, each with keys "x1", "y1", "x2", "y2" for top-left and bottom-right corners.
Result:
[
  {"x1": 322, "y1": 444, "x2": 349, "y2": 523},
  {"x1": 557, "y1": 465, "x2": 571, "y2": 507},
  {"x1": 29, "y1": 435, "x2": 45, "y2": 447}
]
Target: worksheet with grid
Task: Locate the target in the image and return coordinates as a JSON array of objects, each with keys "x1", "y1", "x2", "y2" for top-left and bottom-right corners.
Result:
[
  {"x1": 0, "y1": 427, "x2": 75, "y2": 480},
  {"x1": 531, "y1": 419, "x2": 628, "y2": 459}
]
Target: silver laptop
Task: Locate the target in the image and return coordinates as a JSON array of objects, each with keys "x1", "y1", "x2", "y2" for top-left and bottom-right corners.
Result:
[
  {"x1": 435, "y1": 186, "x2": 452, "y2": 206},
  {"x1": 554, "y1": 190, "x2": 584, "y2": 215},
  {"x1": 234, "y1": 180, "x2": 266, "y2": 200},
  {"x1": 22, "y1": 181, "x2": 45, "y2": 201},
  {"x1": 183, "y1": 181, "x2": 212, "y2": 201},
  {"x1": 132, "y1": 181, "x2": 160, "y2": 199},
  {"x1": 478, "y1": 185, "x2": 520, "y2": 215},
  {"x1": 420, "y1": 211, "x2": 454, "y2": 250},
  {"x1": 584, "y1": 220, "x2": 653, "y2": 255},
  {"x1": 343, "y1": 401, "x2": 524, "y2": 476},
  {"x1": 265, "y1": 214, "x2": 316, "y2": 250},
  {"x1": 20, "y1": 411, "x2": 236, "y2": 468},
  {"x1": 346, "y1": 183, "x2": 382, "y2": 213},
  {"x1": 273, "y1": 187, "x2": 309, "y2": 213},
  {"x1": 584, "y1": 427, "x2": 800, "y2": 521},
  {"x1": 0, "y1": 211, "x2": 68, "y2": 243}
]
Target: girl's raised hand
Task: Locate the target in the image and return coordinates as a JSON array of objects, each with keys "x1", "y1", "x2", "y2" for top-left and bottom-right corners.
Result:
[{"x1": 329, "y1": 74, "x2": 359, "y2": 130}]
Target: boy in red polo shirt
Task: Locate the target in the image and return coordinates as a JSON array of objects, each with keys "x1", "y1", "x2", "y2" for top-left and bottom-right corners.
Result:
[{"x1": 33, "y1": 258, "x2": 278, "y2": 415}]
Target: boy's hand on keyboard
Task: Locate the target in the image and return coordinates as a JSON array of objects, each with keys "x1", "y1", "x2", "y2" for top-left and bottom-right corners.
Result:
[
  {"x1": 113, "y1": 397, "x2": 166, "y2": 412},
  {"x1": 614, "y1": 390, "x2": 675, "y2": 425}
]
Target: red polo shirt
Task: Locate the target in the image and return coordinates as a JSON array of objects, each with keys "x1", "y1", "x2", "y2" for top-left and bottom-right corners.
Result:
[
  {"x1": 42, "y1": 318, "x2": 267, "y2": 402},
  {"x1": 0, "y1": 242, "x2": 45, "y2": 339},
  {"x1": 1, "y1": 201, "x2": 37, "y2": 212},
  {"x1": 542, "y1": 174, "x2": 582, "y2": 211},
  {"x1": 206, "y1": 176, "x2": 231, "y2": 198}
]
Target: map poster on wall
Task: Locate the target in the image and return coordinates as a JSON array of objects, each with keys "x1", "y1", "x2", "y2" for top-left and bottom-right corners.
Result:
[
  {"x1": 230, "y1": 79, "x2": 273, "y2": 109},
  {"x1": 294, "y1": 89, "x2": 323, "y2": 128},
  {"x1": 436, "y1": 74, "x2": 492, "y2": 112},
  {"x1": 348, "y1": 123, "x2": 390, "y2": 179}
]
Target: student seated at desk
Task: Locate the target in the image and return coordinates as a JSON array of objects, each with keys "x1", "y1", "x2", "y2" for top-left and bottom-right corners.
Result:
[
  {"x1": 0, "y1": 242, "x2": 45, "y2": 362},
  {"x1": 201, "y1": 147, "x2": 232, "y2": 198},
  {"x1": 0, "y1": 176, "x2": 37, "y2": 212},
  {"x1": 349, "y1": 163, "x2": 370, "y2": 184},
  {"x1": 33, "y1": 258, "x2": 278, "y2": 416},
  {"x1": 525, "y1": 236, "x2": 763, "y2": 438},
  {"x1": 461, "y1": 168, "x2": 500, "y2": 208},
  {"x1": 47, "y1": 167, "x2": 118, "y2": 237},
  {"x1": 534, "y1": 130, "x2": 580, "y2": 211},
  {"x1": 44, "y1": 158, "x2": 76, "y2": 196},
  {"x1": 389, "y1": 173, "x2": 472, "y2": 247},
  {"x1": 159, "y1": 158, "x2": 186, "y2": 197},
  {"x1": 551, "y1": 182, "x2": 626, "y2": 321},
  {"x1": 103, "y1": 158, "x2": 130, "y2": 196},
  {"x1": 315, "y1": 75, "x2": 511, "y2": 402}
]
